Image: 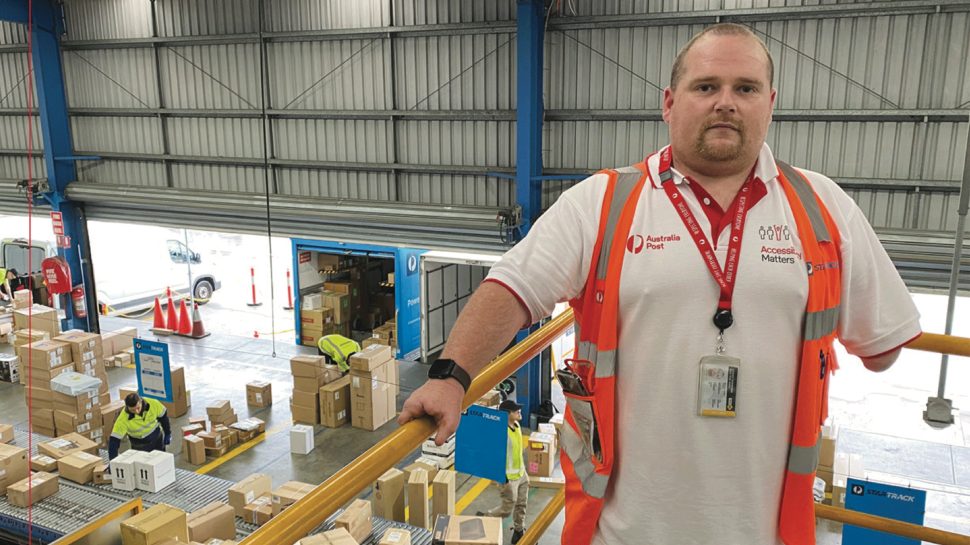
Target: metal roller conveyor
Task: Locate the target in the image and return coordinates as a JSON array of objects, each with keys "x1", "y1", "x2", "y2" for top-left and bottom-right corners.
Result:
[
  {"x1": 311, "y1": 511, "x2": 434, "y2": 545},
  {"x1": 0, "y1": 481, "x2": 129, "y2": 543}
]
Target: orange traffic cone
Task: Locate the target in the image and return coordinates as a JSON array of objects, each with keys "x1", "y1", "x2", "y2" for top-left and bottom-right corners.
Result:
[
  {"x1": 166, "y1": 296, "x2": 179, "y2": 333},
  {"x1": 177, "y1": 300, "x2": 192, "y2": 335},
  {"x1": 152, "y1": 298, "x2": 165, "y2": 329},
  {"x1": 187, "y1": 303, "x2": 210, "y2": 339}
]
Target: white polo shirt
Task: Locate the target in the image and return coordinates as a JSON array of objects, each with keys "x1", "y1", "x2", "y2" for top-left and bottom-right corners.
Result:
[{"x1": 486, "y1": 143, "x2": 920, "y2": 545}]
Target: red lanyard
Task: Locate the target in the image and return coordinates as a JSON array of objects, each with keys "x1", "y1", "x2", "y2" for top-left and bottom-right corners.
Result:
[{"x1": 657, "y1": 147, "x2": 755, "y2": 332}]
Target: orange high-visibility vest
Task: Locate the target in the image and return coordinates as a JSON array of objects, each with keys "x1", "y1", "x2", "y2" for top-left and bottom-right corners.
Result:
[{"x1": 559, "y1": 156, "x2": 842, "y2": 545}]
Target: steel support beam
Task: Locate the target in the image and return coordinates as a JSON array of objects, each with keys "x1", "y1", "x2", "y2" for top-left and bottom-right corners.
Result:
[
  {"x1": 6, "y1": 0, "x2": 91, "y2": 331},
  {"x1": 516, "y1": 0, "x2": 544, "y2": 236}
]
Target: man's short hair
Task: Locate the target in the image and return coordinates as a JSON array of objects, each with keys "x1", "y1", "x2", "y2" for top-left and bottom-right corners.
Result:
[
  {"x1": 669, "y1": 23, "x2": 774, "y2": 89},
  {"x1": 124, "y1": 392, "x2": 141, "y2": 408}
]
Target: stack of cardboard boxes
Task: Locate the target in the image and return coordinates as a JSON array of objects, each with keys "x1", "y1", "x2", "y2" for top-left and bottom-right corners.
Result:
[
  {"x1": 22, "y1": 339, "x2": 74, "y2": 437},
  {"x1": 299, "y1": 305, "x2": 334, "y2": 348},
  {"x1": 55, "y1": 331, "x2": 109, "y2": 394},
  {"x1": 14, "y1": 305, "x2": 60, "y2": 338},
  {"x1": 349, "y1": 344, "x2": 399, "y2": 431},
  {"x1": 101, "y1": 326, "x2": 137, "y2": 367},
  {"x1": 50, "y1": 371, "x2": 107, "y2": 444},
  {"x1": 368, "y1": 320, "x2": 397, "y2": 351},
  {"x1": 289, "y1": 355, "x2": 342, "y2": 425},
  {"x1": 322, "y1": 282, "x2": 354, "y2": 338},
  {"x1": 815, "y1": 419, "x2": 839, "y2": 498},
  {"x1": 0, "y1": 443, "x2": 28, "y2": 497},
  {"x1": 100, "y1": 399, "x2": 125, "y2": 448}
]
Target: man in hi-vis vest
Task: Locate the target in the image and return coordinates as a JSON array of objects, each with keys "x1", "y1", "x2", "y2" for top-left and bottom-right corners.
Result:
[
  {"x1": 475, "y1": 400, "x2": 530, "y2": 544},
  {"x1": 399, "y1": 23, "x2": 920, "y2": 545}
]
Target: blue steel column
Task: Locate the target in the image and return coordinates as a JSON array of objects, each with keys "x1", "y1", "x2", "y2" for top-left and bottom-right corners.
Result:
[
  {"x1": 2, "y1": 0, "x2": 87, "y2": 330},
  {"x1": 514, "y1": 0, "x2": 545, "y2": 425}
]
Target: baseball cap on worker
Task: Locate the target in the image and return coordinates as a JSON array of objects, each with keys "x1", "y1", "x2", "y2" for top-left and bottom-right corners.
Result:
[{"x1": 499, "y1": 400, "x2": 523, "y2": 413}]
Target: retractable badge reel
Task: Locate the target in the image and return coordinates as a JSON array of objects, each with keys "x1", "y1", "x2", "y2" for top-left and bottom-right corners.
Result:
[{"x1": 697, "y1": 309, "x2": 741, "y2": 418}]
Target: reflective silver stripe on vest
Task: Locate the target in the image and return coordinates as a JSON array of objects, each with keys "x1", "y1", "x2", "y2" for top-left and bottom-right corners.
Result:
[
  {"x1": 777, "y1": 161, "x2": 830, "y2": 243},
  {"x1": 596, "y1": 169, "x2": 643, "y2": 280},
  {"x1": 561, "y1": 423, "x2": 609, "y2": 499},
  {"x1": 804, "y1": 306, "x2": 840, "y2": 340},
  {"x1": 577, "y1": 340, "x2": 616, "y2": 379},
  {"x1": 321, "y1": 337, "x2": 348, "y2": 362},
  {"x1": 787, "y1": 435, "x2": 821, "y2": 475}
]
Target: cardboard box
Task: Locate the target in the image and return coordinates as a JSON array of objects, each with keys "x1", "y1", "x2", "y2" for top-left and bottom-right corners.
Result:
[
  {"x1": 407, "y1": 468, "x2": 430, "y2": 529},
  {"x1": 380, "y1": 528, "x2": 412, "y2": 545},
  {"x1": 290, "y1": 425, "x2": 314, "y2": 455},
  {"x1": 294, "y1": 375, "x2": 327, "y2": 394},
  {"x1": 290, "y1": 355, "x2": 327, "y2": 378},
  {"x1": 373, "y1": 468, "x2": 406, "y2": 522},
  {"x1": 112, "y1": 450, "x2": 148, "y2": 491},
  {"x1": 183, "y1": 435, "x2": 206, "y2": 465},
  {"x1": 6, "y1": 471, "x2": 58, "y2": 507},
  {"x1": 0, "y1": 423, "x2": 12, "y2": 444},
  {"x1": 832, "y1": 453, "x2": 866, "y2": 508},
  {"x1": 54, "y1": 410, "x2": 99, "y2": 437},
  {"x1": 14, "y1": 329, "x2": 48, "y2": 349},
  {"x1": 228, "y1": 473, "x2": 272, "y2": 518},
  {"x1": 526, "y1": 432, "x2": 556, "y2": 477},
  {"x1": 120, "y1": 503, "x2": 189, "y2": 545},
  {"x1": 431, "y1": 515, "x2": 502, "y2": 545},
  {"x1": 292, "y1": 390, "x2": 320, "y2": 411},
  {"x1": 271, "y1": 481, "x2": 316, "y2": 516},
  {"x1": 322, "y1": 291, "x2": 350, "y2": 324},
  {"x1": 30, "y1": 454, "x2": 58, "y2": 473},
  {"x1": 243, "y1": 494, "x2": 273, "y2": 526},
  {"x1": 320, "y1": 375, "x2": 350, "y2": 428},
  {"x1": 54, "y1": 331, "x2": 104, "y2": 364},
  {"x1": 206, "y1": 400, "x2": 232, "y2": 418},
  {"x1": 37, "y1": 432, "x2": 99, "y2": 459},
  {"x1": 302, "y1": 292, "x2": 323, "y2": 310},
  {"x1": 0, "y1": 443, "x2": 28, "y2": 495},
  {"x1": 819, "y1": 422, "x2": 839, "y2": 468},
  {"x1": 25, "y1": 340, "x2": 71, "y2": 369},
  {"x1": 290, "y1": 399, "x2": 319, "y2": 426},
  {"x1": 334, "y1": 498, "x2": 372, "y2": 543},
  {"x1": 187, "y1": 502, "x2": 236, "y2": 542},
  {"x1": 189, "y1": 416, "x2": 208, "y2": 431},
  {"x1": 29, "y1": 406, "x2": 55, "y2": 431},
  {"x1": 298, "y1": 528, "x2": 357, "y2": 545},
  {"x1": 432, "y1": 470, "x2": 456, "y2": 521},
  {"x1": 403, "y1": 461, "x2": 438, "y2": 485},
  {"x1": 93, "y1": 463, "x2": 111, "y2": 485},
  {"x1": 0, "y1": 354, "x2": 18, "y2": 383},
  {"x1": 12, "y1": 289, "x2": 31, "y2": 308},
  {"x1": 351, "y1": 362, "x2": 395, "y2": 431},
  {"x1": 57, "y1": 450, "x2": 103, "y2": 484},
  {"x1": 52, "y1": 388, "x2": 103, "y2": 415},
  {"x1": 300, "y1": 308, "x2": 334, "y2": 329},
  {"x1": 246, "y1": 381, "x2": 272, "y2": 408},
  {"x1": 135, "y1": 450, "x2": 176, "y2": 493},
  {"x1": 477, "y1": 390, "x2": 501, "y2": 408},
  {"x1": 182, "y1": 424, "x2": 204, "y2": 437},
  {"x1": 419, "y1": 453, "x2": 454, "y2": 471},
  {"x1": 530, "y1": 475, "x2": 565, "y2": 489},
  {"x1": 14, "y1": 305, "x2": 59, "y2": 336},
  {"x1": 101, "y1": 400, "x2": 124, "y2": 427},
  {"x1": 349, "y1": 343, "x2": 393, "y2": 372},
  {"x1": 101, "y1": 327, "x2": 137, "y2": 356}
]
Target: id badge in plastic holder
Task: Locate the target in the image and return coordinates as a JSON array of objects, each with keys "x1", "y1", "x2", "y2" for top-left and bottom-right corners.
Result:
[{"x1": 697, "y1": 354, "x2": 740, "y2": 417}]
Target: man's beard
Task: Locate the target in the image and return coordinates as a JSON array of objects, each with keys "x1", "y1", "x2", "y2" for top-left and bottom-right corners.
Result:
[{"x1": 694, "y1": 120, "x2": 745, "y2": 162}]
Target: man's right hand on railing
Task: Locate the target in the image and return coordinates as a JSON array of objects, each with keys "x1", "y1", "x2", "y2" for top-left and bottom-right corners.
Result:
[{"x1": 398, "y1": 378, "x2": 465, "y2": 445}]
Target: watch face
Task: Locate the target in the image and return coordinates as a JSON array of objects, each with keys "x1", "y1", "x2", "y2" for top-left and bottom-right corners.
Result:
[{"x1": 430, "y1": 359, "x2": 454, "y2": 378}]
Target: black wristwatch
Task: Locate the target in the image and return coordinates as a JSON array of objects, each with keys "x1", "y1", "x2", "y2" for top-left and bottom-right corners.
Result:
[{"x1": 428, "y1": 358, "x2": 472, "y2": 393}]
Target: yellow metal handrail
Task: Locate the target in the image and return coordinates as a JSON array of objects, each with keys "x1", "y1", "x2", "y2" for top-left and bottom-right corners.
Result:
[
  {"x1": 241, "y1": 307, "x2": 970, "y2": 545},
  {"x1": 51, "y1": 497, "x2": 143, "y2": 544},
  {"x1": 241, "y1": 310, "x2": 575, "y2": 545},
  {"x1": 516, "y1": 487, "x2": 565, "y2": 545},
  {"x1": 815, "y1": 504, "x2": 970, "y2": 545}
]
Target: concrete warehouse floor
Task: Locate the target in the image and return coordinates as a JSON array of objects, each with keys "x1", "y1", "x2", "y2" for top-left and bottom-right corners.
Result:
[{"x1": 1, "y1": 299, "x2": 969, "y2": 544}]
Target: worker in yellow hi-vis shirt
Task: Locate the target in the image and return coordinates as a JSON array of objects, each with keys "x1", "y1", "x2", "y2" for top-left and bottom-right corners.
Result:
[
  {"x1": 317, "y1": 333, "x2": 361, "y2": 373},
  {"x1": 108, "y1": 393, "x2": 172, "y2": 460},
  {"x1": 477, "y1": 399, "x2": 530, "y2": 544}
]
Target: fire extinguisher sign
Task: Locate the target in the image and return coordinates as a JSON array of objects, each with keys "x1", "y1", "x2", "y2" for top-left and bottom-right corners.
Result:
[{"x1": 133, "y1": 338, "x2": 173, "y2": 403}]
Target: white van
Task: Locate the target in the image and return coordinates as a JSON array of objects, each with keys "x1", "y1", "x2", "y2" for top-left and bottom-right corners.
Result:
[{"x1": 1, "y1": 224, "x2": 220, "y2": 312}]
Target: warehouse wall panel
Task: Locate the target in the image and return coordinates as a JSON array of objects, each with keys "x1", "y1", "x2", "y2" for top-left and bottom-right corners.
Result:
[
  {"x1": 0, "y1": 156, "x2": 45, "y2": 181},
  {"x1": 916, "y1": 191, "x2": 961, "y2": 232},
  {"x1": 167, "y1": 117, "x2": 263, "y2": 158},
  {"x1": 274, "y1": 119, "x2": 390, "y2": 163},
  {"x1": 71, "y1": 116, "x2": 162, "y2": 155},
  {"x1": 276, "y1": 168, "x2": 394, "y2": 200},
  {"x1": 0, "y1": 22, "x2": 26, "y2": 45},
  {"x1": 397, "y1": 173, "x2": 513, "y2": 207},
  {"x1": 77, "y1": 160, "x2": 167, "y2": 187},
  {"x1": 160, "y1": 45, "x2": 261, "y2": 110},
  {"x1": 268, "y1": 40, "x2": 389, "y2": 110},
  {"x1": 396, "y1": 120, "x2": 515, "y2": 168},
  {"x1": 63, "y1": 49, "x2": 159, "y2": 108},
  {"x1": 393, "y1": 0, "x2": 516, "y2": 25},
  {"x1": 922, "y1": 12, "x2": 970, "y2": 109},
  {"x1": 544, "y1": 120, "x2": 666, "y2": 170},
  {"x1": 396, "y1": 33, "x2": 516, "y2": 110},
  {"x1": 0, "y1": 116, "x2": 42, "y2": 152},
  {"x1": 62, "y1": 0, "x2": 153, "y2": 40},
  {"x1": 0, "y1": 53, "x2": 38, "y2": 109},
  {"x1": 170, "y1": 164, "x2": 265, "y2": 193},
  {"x1": 267, "y1": 0, "x2": 389, "y2": 31},
  {"x1": 156, "y1": 0, "x2": 260, "y2": 37}
]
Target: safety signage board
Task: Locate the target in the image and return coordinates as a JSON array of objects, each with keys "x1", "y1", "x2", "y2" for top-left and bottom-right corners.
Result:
[
  {"x1": 456, "y1": 404, "x2": 509, "y2": 483},
  {"x1": 843, "y1": 478, "x2": 926, "y2": 545},
  {"x1": 133, "y1": 338, "x2": 173, "y2": 402},
  {"x1": 50, "y1": 211, "x2": 64, "y2": 235}
]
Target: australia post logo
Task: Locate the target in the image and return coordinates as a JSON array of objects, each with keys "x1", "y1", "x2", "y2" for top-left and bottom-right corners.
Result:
[{"x1": 627, "y1": 233, "x2": 681, "y2": 254}]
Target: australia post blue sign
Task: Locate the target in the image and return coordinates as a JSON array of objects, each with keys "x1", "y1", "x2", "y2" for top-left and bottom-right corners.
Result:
[
  {"x1": 843, "y1": 478, "x2": 926, "y2": 545},
  {"x1": 394, "y1": 248, "x2": 424, "y2": 361}
]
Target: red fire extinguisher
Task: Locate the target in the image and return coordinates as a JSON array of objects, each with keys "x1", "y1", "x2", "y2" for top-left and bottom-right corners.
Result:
[{"x1": 71, "y1": 285, "x2": 87, "y2": 319}]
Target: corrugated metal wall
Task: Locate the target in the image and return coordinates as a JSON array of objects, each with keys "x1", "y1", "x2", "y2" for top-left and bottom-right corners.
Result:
[{"x1": 0, "y1": 1, "x2": 967, "y2": 246}]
